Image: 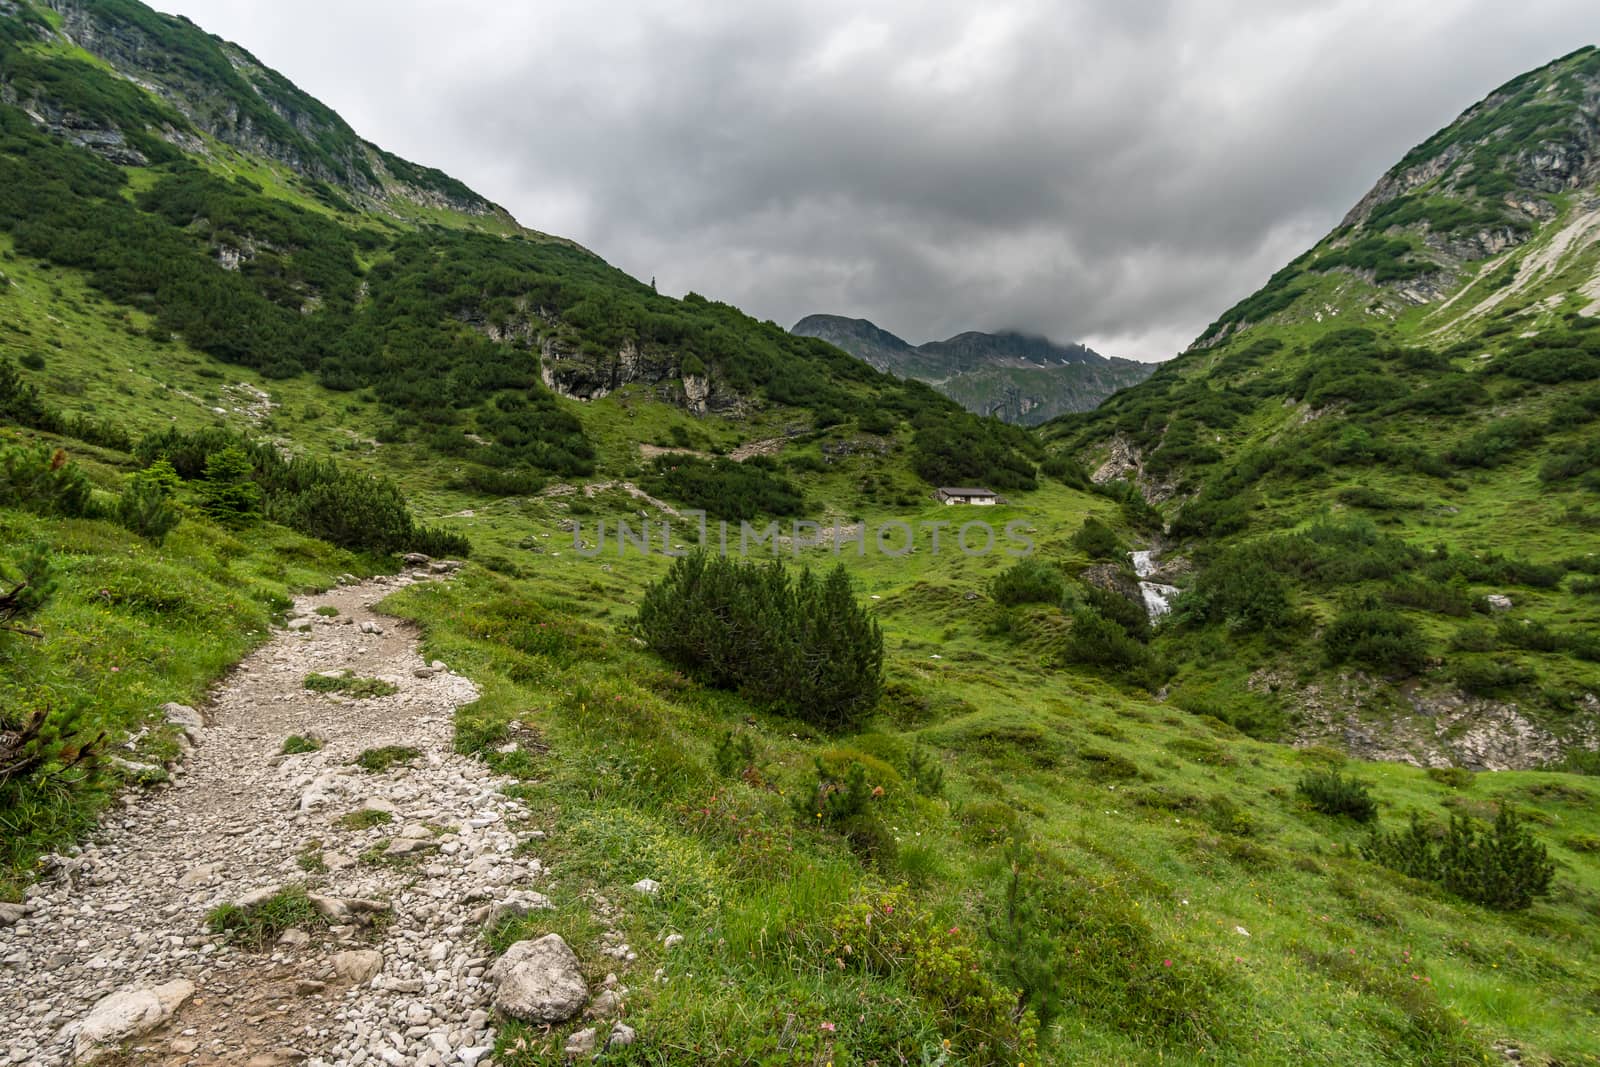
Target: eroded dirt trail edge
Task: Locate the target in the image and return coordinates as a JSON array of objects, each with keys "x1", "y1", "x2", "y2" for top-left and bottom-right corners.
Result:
[{"x1": 0, "y1": 566, "x2": 540, "y2": 1067}]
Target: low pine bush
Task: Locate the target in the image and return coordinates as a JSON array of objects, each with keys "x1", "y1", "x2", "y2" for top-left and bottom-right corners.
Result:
[
  {"x1": 1323, "y1": 600, "x2": 1429, "y2": 675},
  {"x1": 1297, "y1": 769, "x2": 1378, "y2": 822},
  {"x1": 0, "y1": 445, "x2": 94, "y2": 518},
  {"x1": 114, "y1": 466, "x2": 181, "y2": 544},
  {"x1": 1362, "y1": 808, "x2": 1555, "y2": 910},
  {"x1": 989, "y1": 558, "x2": 1066, "y2": 606},
  {"x1": 1071, "y1": 517, "x2": 1123, "y2": 560},
  {"x1": 636, "y1": 551, "x2": 883, "y2": 731}
]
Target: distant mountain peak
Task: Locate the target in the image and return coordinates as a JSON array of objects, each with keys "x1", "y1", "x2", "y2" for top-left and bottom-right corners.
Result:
[{"x1": 791, "y1": 314, "x2": 1153, "y2": 424}]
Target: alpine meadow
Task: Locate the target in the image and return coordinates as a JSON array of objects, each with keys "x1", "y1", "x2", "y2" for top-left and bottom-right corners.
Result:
[{"x1": 3, "y1": 2, "x2": 1600, "y2": 1065}]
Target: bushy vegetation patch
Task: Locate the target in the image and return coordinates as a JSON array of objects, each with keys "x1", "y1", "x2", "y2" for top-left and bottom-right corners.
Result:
[
  {"x1": 1362, "y1": 808, "x2": 1555, "y2": 911},
  {"x1": 911, "y1": 411, "x2": 1040, "y2": 492},
  {"x1": 136, "y1": 426, "x2": 467, "y2": 556},
  {"x1": 1071, "y1": 516, "x2": 1124, "y2": 559},
  {"x1": 1323, "y1": 601, "x2": 1430, "y2": 676},
  {"x1": 1297, "y1": 769, "x2": 1379, "y2": 821},
  {"x1": 636, "y1": 552, "x2": 883, "y2": 731},
  {"x1": 641, "y1": 455, "x2": 804, "y2": 521},
  {"x1": 989, "y1": 558, "x2": 1066, "y2": 607}
]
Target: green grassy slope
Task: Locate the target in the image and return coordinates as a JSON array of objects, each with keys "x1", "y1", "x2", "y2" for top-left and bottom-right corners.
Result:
[
  {"x1": 4, "y1": 5, "x2": 1600, "y2": 1065},
  {"x1": 1045, "y1": 47, "x2": 1600, "y2": 767}
]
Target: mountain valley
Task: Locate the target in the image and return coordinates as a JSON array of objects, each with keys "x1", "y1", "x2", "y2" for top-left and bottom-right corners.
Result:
[{"x1": 1, "y1": 5, "x2": 1599, "y2": 1064}]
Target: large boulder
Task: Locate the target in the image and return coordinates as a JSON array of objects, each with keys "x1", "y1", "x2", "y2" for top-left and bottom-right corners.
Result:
[
  {"x1": 67, "y1": 979, "x2": 194, "y2": 1061},
  {"x1": 489, "y1": 934, "x2": 588, "y2": 1024}
]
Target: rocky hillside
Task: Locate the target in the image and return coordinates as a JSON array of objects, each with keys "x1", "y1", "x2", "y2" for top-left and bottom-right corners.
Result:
[
  {"x1": 0, "y1": 0, "x2": 1037, "y2": 494},
  {"x1": 793, "y1": 313, "x2": 1153, "y2": 424},
  {"x1": 1046, "y1": 45, "x2": 1600, "y2": 768}
]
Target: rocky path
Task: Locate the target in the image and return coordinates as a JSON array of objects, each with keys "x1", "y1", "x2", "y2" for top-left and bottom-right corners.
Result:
[{"x1": 0, "y1": 566, "x2": 543, "y2": 1067}]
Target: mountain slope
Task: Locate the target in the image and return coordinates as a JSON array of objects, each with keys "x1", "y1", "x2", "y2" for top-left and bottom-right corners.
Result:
[
  {"x1": 1046, "y1": 44, "x2": 1600, "y2": 768},
  {"x1": 793, "y1": 313, "x2": 1154, "y2": 424},
  {"x1": 0, "y1": 0, "x2": 1041, "y2": 505},
  {"x1": 8, "y1": 12, "x2": 1600, "y2": 1066}
]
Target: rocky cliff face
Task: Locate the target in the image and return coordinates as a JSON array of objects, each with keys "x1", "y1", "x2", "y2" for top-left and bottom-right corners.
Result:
[
  {"x1": 792, "y1": 314, "x2": 1153, "y2": 424},
  {"x1": 26, "y1": 0, "x2": 508, "y2": 220},
  {"x1": 463, "y1": 302, "x2": 742, "y2": 417}
]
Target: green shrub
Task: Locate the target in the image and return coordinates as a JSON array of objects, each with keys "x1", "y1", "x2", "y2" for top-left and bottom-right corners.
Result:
[
  {"x1": 636, "y1": 552, "x2": 883, "y2": 731},
  {"x1": 1071, "y1": 517, "x2": 1123, "y2": 559},
  {"x1": 114, "y1": 467, "x2": 181, "y2": 544},
  {"x1": 905, "y1": 743, "x2": 944, "y2": 796},
  {"x1": 829, "y1": 886, "x2": 1037, "y2": 1058},
  {"x1": 1176, "y1": 548, "x2": 1294, "y2": 634},
  {"x1": 911, "y1": 412, "x2": 1039, "y2": 492},
  {"x1": 1061, "y1": 605, "x2": 1167, "y2": 688},
  {"x1": 712, "y1": 730, "x2": 757, "y2": 778},
  {"x1": 989, "y1": 558, "x2": 1066, "y2": 606},
  {"x1": 1383, "y1": 578, "x2": 1472, "y2": 617},
  {"x1": 641, "y1": 455, "x2": 803, "y2": 521},
  {"x1": 0, "y1": 541, "x2": 52, "y2": 639},
  {"x1": 281, "y1": 734, "x2": 322, "y2": 755},
  {"x1": 1426, "y1": 766, "x2": 1476, "y2": 790},
  {"x1": 136, "y1": 426, "x2": 469, "y2": 557},
  {"x1": 1297, "y1": 769, "x2": 1378, "y2": 822},
  {"x1": 1362, "y1": 808, "x2": 1555, "y2": 910},
  {"x1": 1453, "y1": 658, "x2": 1536, "y2": 696},
  {"x1": 1446, "y1": 417, "x2": 1545, "y2": 468},
  {"x1": 197, "y1": 446, "x2": 262, "y2": 524},
  {"x1": 0, "y1": 445, "x2": 93, "y2": 518},
  {"x1": 1323, "y1": 601, "x2": 1429, "y2": 675}
]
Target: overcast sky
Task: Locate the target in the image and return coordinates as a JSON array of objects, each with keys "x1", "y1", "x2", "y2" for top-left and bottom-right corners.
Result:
[{"x1": 158, "y1": 0, "x2": 1600, "y2": 361}]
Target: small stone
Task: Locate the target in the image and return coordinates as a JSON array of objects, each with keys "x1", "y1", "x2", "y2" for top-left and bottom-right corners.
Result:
[
  {"x1": 277, "y1": 927, "x2": 311, "y2": 947},
  {"x1": 563, "y1": 1027, "x2": 598, "y2": 1058},
  {"x1": 161, "y1": 702, "x2": 204, "y2": 729},
  {"x1": 385, "y1": 837, "x2": 431, "y2": 856},
  {"x1": 608, "y1": 1023, "x2": 637, "y2": 1049},
  {"x1": 1485, "y1": 594, "x2": 1514, "y2": 612},
  {"x1": 662, "y1": 933, "x2": 684, "y2": 950},
  {"x1": 287, "y1": 618, "x2": 314, "y2": 631},
  {"x1": 178, "y1": 863, "x2": 221, "y2": 889},
  {"x1": 585, "y1": 989, "x2": 621, "y2": 1019},
  {"x1": 0, "y1": 902, "x2": 28, "y2": 926},
  {"x1": 232, "y1": 886, "x2": 283, "y2": 910},
  {"x1": 171, "y1": 1038, "x2": 199, "y2": 1054},
  {"x1": 332, "y1": 949, "x2": 384, "y2": 985},
  {"x1": 630, "y1": 878, "x2": 660, "y2": 897},
  {"x1": 294, "y1": 979, "x2": 327, "y2": 996},
  {"x1": 360, "y1": 797, "x2": 399, "y2": 815},
  {"x1": 308, "y1": 893, "x2": 387, "y2": 924}
]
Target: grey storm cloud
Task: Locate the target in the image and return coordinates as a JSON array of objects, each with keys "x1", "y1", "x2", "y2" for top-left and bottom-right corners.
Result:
[{"x1": 162, "y1": 0, "x2": 1600, "y2": 360}]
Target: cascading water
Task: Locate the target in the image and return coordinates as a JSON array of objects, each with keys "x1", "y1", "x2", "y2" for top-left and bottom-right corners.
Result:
[{"x1": 1130, "y1": 549, "x2": 1180, "y2": 620}]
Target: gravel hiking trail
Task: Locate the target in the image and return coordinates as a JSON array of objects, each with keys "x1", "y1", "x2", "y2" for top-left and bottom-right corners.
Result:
[{"x1": 0, "y1": 565, "x2": 542, "y2": 1067}]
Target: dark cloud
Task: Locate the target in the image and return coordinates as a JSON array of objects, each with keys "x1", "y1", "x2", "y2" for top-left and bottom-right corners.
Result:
[{"x1": 163, "y1": 0, "x2": 1600, "y2": 359}]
